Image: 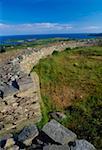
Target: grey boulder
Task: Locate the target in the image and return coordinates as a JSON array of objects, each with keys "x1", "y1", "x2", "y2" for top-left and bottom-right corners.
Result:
[
  {"x1": 49, "y1": 112, "x2": 66, "y2": 121},
  {"x1": 70, "y1": 140, "x2": 96, "y2": 150},
  {"x1": 42, "y1": 119, "x2": 77, "y2": 145},
  {"x1": 18, "y1": 125, "x2": 39, "y2": 146},
  {"x1": 43, "y1": 144, "x2": 70, "y2": 150}
]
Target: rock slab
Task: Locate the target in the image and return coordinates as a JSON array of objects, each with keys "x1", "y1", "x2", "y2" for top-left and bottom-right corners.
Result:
[
  {"x1": 42, "y1": 119, "x2": 77, "y2": 145},
  {"x1": 43, "y1": 144, "x2": 70, "y2": 150},
  {"x1": 70, "y1": 140, "x2": 96, "y2": 150},
  {"x1": 18, "y1": 125, "x2": 39, "y2": 146}
]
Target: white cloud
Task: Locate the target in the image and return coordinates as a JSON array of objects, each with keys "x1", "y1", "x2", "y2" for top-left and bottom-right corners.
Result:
[
  {"x1": 0, "y1": 22, "x2": 101, "y2": 35},
  {"x1": 0, "y1": 22, "x2": 73, "y2": 35},
  {"x1": 0, "y1": 23, "x2": 10, "y2": 28},
  {"x1": 84, "y1": 25, "x2": 101, "y2": 30}
]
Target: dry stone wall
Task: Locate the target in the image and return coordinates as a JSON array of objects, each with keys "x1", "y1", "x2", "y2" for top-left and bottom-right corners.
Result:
[
  {"x1": 0, "y1": 40, "x2": 88, "y2": 136},
  {"x1": 0, "y1": 52, "x2": 42, "y2": 135},
  {"x1": 20, "y1": 41, "x2": 86, "y2": 73}
]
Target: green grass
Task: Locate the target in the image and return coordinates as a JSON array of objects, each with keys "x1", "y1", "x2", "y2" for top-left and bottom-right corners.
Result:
[{"x1": 32, "y1": 46, "x2": 102, "y2": 149}]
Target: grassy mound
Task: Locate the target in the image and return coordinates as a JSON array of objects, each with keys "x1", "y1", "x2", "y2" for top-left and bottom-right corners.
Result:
[{"x1": 32, "y1": 46, "x2": 102, "y2": 149}]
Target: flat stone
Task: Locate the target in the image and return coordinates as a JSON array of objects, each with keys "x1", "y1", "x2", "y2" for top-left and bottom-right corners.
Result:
[
  {"x1": 0, "y1": 134, "x2": 13, "y2": 148},
  {"x1": 4, "y1": 138, "x2": 15, "y2": 149},
  {"x1": 49, "y1": 112, "x2": 66, "y2": 121},
  {"x1": 18, "y1": 125, "x2": 39, "y2": 146},
  {"x1": 70, "y1": 140, "x2": 96, "y2": 150},
  {"x1": 9, "y1": 145, "x2": 19, "y2": 150},
  {"x1": 42, "y1": 119, "x2": 77, "y2": 145},
  {"x1": 43, "y1": 144, "x2": 70, "y2": 150}
]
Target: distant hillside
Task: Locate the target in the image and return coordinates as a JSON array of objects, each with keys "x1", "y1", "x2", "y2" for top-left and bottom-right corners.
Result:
[{"x1": 89, "y1": 33, "x2": 102, "y2": 37}]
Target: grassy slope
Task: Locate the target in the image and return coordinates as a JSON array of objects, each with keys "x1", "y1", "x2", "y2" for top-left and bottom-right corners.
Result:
[{"x1": 33, "y1": 46, "x2": 102, "y2": 149}]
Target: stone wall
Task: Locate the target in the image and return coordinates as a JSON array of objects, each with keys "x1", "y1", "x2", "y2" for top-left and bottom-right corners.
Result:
[
  {"x1": 20, "y1": 41, "x2": 86, "y2": 73},
  {"x1": 0, "y1": 40, "x2": 89, "y2": 136},
  {"x1": 0, "y1": 51, "x2": 42, "y2": 135}
]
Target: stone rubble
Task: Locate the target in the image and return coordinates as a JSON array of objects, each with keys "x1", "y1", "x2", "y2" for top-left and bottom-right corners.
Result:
[{"x1": 0, "y1": 120, "x2": 96, "y2": 150}]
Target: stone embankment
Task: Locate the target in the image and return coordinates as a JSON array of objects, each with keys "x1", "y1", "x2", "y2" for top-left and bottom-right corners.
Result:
[{"x1": 0, "y1": 120, "x2": 96, "y2": 150}]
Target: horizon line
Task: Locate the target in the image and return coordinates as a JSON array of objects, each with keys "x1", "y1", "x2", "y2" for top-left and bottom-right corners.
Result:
[{"x1": 0, "y1": 32, "x2": 101, "y2": 37}]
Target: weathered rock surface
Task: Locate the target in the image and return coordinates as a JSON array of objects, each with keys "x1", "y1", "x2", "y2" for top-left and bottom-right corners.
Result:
[
  {"x1": 18, "y1": 125, "x2": 39, "y2": 146},
  {"x1": 0, "y1": 134, "x2": 13, "y2": 148},
  {"x1": 9, "y1": 145, "x2": 19, "y2": 150},
  {"x1": 49, "y1": 112, "x2": 66, "y2": 121},
  {"x1": 4, "y1": 138, "x2": 15, "y2": 149},
  {"x1": 42, "y1": 119, "x2": 77, "y2": 144},
  {"x1": 43, "y1": 144, "x2": 70, "y2": 150},
  {"x1": 70, "y1": 140, "x2": 96, "y2": 150}
]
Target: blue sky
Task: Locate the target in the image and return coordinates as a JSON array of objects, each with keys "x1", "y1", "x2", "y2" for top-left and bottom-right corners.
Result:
[{"x1": 0, "y1": 0, "x2": 102, "y2": 35}]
